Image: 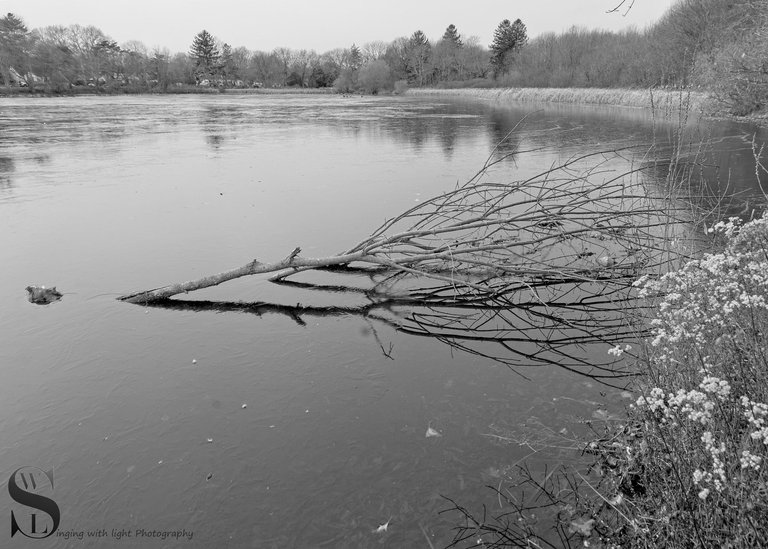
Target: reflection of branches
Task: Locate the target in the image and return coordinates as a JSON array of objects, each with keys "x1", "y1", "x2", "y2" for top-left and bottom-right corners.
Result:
[
  {"x1": 141, "y1": 264, "x2": 645, "y2": 385},
  {"x1": 441, "y1": 463, "x2": 592, "y2": 548}
]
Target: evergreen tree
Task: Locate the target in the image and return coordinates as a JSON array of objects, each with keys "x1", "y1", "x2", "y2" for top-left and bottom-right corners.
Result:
[
  {"x1": 489, "y1": 18, "x2": 528, "y2": 78},
  {"x1": 189, "y1": 29, "x2": 219, "y2": 81},
  {"x1": 0, "y1": 13, "x2": 30, "y2": 86},
  {"x1": 349, "y1": 43, "x2": 362, "y2": 69},
  {"x1": 220, "y1": 42, "x2": 235, "y2": 82},
  {"x1": 407, "y1": 30, "x2": 431, "y2": 85},
  {"x1": 442, "y1": 24, "x2": 463, "y2": 48}
]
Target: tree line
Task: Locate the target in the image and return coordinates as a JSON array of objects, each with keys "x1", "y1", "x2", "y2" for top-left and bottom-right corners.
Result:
[
  {"x1": 0, "y1": 15, "x2": 526, "y2": 93},
  {"x1": 1, "y1": 0, "x2": 766, "y2": 114}
]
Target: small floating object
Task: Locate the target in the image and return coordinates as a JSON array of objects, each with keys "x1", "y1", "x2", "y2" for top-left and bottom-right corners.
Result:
[
  {"x1": 241, "y1": 403, "x2": 247, "y2": 409},
  {"x1": 192, "y1": 359, "x2": 197, "y2": 364},
  {"x1": 206, "y1": 473, "x2": 213, "y2": 481},
  {"x1": 206, "y1": 437, "x2": 213, "y2": 443},
  {"x1": 372, "y1": 518, "x2": 391, "y2": 534},
  {"x1": 569, "y1": 517, "x2": 595, "y2": 536},
  {"x1": 426, "y1": 426, "x2": 442, "y2": 438},
  {"x1": 25, "y1": 285, "x2": 63, "y2": 305}
]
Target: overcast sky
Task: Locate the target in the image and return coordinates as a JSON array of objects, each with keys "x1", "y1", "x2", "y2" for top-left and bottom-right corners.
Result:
[{"x1": 0, "y1": 0, "x2": 677, "y2": 54}]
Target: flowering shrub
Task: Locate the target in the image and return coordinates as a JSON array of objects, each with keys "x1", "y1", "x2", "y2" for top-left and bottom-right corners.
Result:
[{"x1": 611, "y1": 214, "x2": 768, "y2": 547}]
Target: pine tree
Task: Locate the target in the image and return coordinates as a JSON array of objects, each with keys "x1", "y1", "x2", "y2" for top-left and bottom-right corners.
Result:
[
  {"x1": 407, "y1": 30, "x2": 431, "y2": 85},
  {"x1": 220, "y1": 42, "x2": 235, "y2": 82},
  {"x1": 0, "y1": 13, "x2": 30, "y2": 86},
  {"x1": 489, "y1": 18, "x2": 528, "y2": 78},
  {"x1": 442, "y1": 24, "x2": 463, "y2": 48},
  {"x1": 349, "y1": 43, "x2": 362, "y2": 70},
  {"x1": 189, "y1": 30, "x2": 219, "y2": 80}
]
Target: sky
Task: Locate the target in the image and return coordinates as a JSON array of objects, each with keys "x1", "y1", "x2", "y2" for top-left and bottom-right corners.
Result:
[{"x1": 0, "y1": 0, "x2": 678, "y2": 54}]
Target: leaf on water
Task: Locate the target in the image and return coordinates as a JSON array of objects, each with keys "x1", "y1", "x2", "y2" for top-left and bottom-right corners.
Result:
[
  {"x1": 426, "y1": 427, "x2": 442, "y2": 438},
  {"x1": 569, "y1": 517, "x2": 595, "y2": 536},
  {"x1": 25, "y1": 285, "x2": 63, "y2": 305},
  {"x1": 592, "y1": 409, "x2": 610, "y2": 421},
  {"x1": 372, "y1": 518, "x2": 391, "y2": 534}
]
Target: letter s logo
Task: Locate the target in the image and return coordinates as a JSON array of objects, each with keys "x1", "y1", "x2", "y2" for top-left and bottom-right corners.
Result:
[{"x1": 8, "y1": 467, "x2": 60, "y2": 539}]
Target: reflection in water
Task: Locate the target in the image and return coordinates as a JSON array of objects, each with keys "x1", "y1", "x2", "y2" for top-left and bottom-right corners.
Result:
[
  {"x1": 205, "y1": 134, "x2": 226, "y2": 149},
  {"x1": 644, "y1": 129, "x2": 768, "y2": 222},
  {"x1": 138, "y1": 276, "x2": 639, "y2": 387},
  {"x1": 0, "y1": 156, "x2": 14, "y2": 189}
]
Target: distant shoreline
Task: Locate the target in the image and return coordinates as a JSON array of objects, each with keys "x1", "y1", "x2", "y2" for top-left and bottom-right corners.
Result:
[
  {"x1": 406, "y1": 87, "x2": 768, "y2": 126},
  {"x1": 407, "y1": 86, "x2": 710, "y2": 113},
  {"x1": 0, "y1": 86, "x2": 336, "y2": 98}
]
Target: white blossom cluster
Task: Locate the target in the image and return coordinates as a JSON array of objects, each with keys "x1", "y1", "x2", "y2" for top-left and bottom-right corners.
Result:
[
  {"x1": 632, "y1": 214, "x2": 768, "y2": 503},
  {"x1": 633, "y1": 216, "x2": 768, "y2": 357}
]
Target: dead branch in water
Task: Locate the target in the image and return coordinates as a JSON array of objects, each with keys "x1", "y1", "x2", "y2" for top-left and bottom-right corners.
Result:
[{"x1": 118, "y1": 146, "x2": 694, "y2": 306}]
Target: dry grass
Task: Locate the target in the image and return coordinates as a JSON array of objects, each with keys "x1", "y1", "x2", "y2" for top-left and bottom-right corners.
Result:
[{"x1": 408, "y1": 87, "x2": 711, "y2": 115}]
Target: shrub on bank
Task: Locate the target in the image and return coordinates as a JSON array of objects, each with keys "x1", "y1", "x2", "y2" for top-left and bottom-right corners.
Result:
[
  {"x1": 603, "y1": 215, "x2": 768, "y2": 547},
  {"x1": 445, "y1": 215, "x2": 768, "y2": 548}
]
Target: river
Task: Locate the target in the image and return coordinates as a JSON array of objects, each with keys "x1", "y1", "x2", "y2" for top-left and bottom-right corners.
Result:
[{"x1": 0, "y1": 94, "x2": 765, "y2": 548}]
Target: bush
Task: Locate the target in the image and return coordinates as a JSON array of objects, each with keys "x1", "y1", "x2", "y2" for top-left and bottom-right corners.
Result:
[
  {"x1": 604, "y1": 215, "x2": 768, "y2": 547},
  {"x1": 333, "y1": 68, "x2": 356, "y2": 93},
  {"x1": 393, "y1": 79, "x2": 408, "y2": 94},
  {"x1": 357, "y1": 60, "x2": 392, "y2": 94}
]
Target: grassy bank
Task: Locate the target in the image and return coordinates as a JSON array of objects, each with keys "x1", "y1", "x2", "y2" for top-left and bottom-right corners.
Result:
[{"x1": 408, "y1": 87, "x2": 713, "y2": 116}]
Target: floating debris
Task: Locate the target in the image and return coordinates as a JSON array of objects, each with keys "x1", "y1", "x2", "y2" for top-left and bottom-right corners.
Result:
[
  {"x1": 372, "y1": 518, "x2": 391, "y2": 534},
  {"x1": 206, "y1": 473, "x2": 213, "y2": 481},
  {"x1": 192, "y1": 359, "x2": 197, "y2": 364},
  {"x1": 241, "y1": 403, "x2": 247, "y2": 409},
  {"x1": 25, "y1": 285, "x2": 62, "y2": 305},
  {"x1": 426, "y1": 426, "x2": 442, "y2": 438},
  {"x1": 569, "y1": 517, "x2": 595, "y2": 536},
  {"x1": 206, "y1": 438, "x2": 213, "y2": 443}
]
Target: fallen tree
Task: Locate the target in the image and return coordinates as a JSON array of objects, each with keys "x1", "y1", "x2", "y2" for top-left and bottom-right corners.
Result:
[
  {"x1": 119, "y1": 146, "x2": 695, "y2": 305},
  {"x1": 118, "y1": 140, "x2": 710, "y2": 376}
]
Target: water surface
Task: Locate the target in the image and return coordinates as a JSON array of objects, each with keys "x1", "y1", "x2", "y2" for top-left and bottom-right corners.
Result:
[{"x1": 1, "y1": 94, "x2": 765, "y2": 547}]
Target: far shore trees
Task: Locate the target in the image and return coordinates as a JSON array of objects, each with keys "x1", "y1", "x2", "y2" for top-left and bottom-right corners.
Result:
[
  {"x1": 189, "y1": 29, "x2": 219, "y2": 83},
  {"x1": 407, "y1": 30, "x2": 431, "y2": 86},
  {"x1": 0, "y1": 13, "x2": 30, "y2": 86},
  {"x1": 357, "y1": 59, "x2": 392, "y2": 94},
  {"x1": 2, "y1": 0, "x2": 766, "y2": 115},
  {"x1": 489, "y1": 18, "x2": 528, "y2": 78}
]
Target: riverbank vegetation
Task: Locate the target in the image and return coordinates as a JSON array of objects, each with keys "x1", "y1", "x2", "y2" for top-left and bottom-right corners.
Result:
[
  {"x1": 2, "y1": 0, "x2": 766, "y2": 115},
  {"x1": 443, "y1": 215, "x2": 768, "y2": 548},
  {"x1": 408, "y1": 87, "x2": 711, "y2": 115},
  {"x1": 440, "y1": 150, "x2": 768, "y2": 547}
]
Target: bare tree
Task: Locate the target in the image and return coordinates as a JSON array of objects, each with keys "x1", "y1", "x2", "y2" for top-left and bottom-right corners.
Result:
[{"x1": 361, "y1": 40, "x2": 387, "y2": 63}]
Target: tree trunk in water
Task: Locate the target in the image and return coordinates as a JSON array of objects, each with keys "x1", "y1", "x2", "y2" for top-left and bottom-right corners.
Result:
[{"x1": 118, "y1": 247, "x2": 368, "y2": 304}]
